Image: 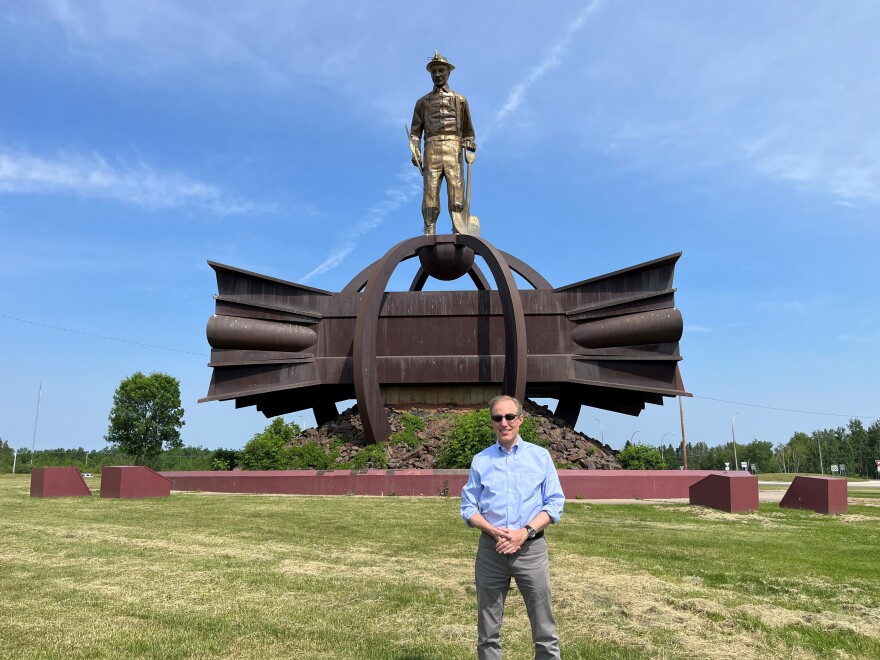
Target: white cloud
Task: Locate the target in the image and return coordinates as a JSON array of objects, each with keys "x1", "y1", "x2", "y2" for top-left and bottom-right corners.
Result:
[
  {"x1": 484, "y1": 1, "x2": 604, "y2": 143},
  {"x1": 0, "y1": 147, "x2": 265, "y2": 214},
  {"x1": 757, "y1": 297, "x2": 833, "y2": 314},
  {"x1": 300, "y1": 168, "x2": 421, "y2": 283},
  {"x1": 571, "y1": 4, "x2": 880, "y2": 209},
  {"x1": 684, "y1": 324, "x2": 713, "y2": 333}
]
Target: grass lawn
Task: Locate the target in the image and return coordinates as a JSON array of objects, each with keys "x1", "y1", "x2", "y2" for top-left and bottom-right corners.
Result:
[{"x1": 2, "y1": 475, "x2": 879, "y2": 659}]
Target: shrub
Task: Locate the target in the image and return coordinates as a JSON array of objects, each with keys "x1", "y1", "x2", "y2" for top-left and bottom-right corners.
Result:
[
  {"x1": 351, "y1": 443, "x2": 388, "y2": 469},
  {"x1": 289, "y1": 442, "x2": 340, "y2": 470},
  {"x1": 211, "y1": 448, "x2": 241, "y2": 471},
  {"x1": 618, "y1": 443, "x2": 665, "y2": 470},
  {"x1": 435, "y1": 409, "x2": 542, "y2": 469},
  {"x1": 390, "y1": 413, "x2": 425, "y2": 448},
  {"x1": 240, "y1": 418, "x2": 301, "y2": 470}
]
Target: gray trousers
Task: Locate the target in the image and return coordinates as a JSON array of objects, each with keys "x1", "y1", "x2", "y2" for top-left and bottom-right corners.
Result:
[{"x1": 474, "y1": 533, "x2": 560, "y2": 659}]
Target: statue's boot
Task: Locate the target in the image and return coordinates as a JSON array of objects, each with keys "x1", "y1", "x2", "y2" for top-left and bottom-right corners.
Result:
[{"x1": 423, "y1": 207, "x2": 439, "y2": 236}]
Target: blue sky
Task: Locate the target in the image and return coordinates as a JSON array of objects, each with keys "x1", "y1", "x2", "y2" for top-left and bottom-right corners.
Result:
[{"x1": 1, "y1": 1, "x2": 878, "y2": 454}]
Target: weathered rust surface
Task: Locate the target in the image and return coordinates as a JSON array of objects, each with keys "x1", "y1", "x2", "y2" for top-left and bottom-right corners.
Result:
[{"x1": 200, "y1": 236, "x2": 689, "y2": 443}]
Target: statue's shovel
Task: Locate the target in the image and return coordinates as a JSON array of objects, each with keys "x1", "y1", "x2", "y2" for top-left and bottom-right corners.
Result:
[{"x1": 463, "y1": 144, "x2": 479, "y2": 236}]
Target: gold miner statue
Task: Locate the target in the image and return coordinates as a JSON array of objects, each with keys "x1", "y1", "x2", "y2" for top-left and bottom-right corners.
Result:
[{"x1": 409, "y1": 52, "x2": 479, "y2": 236}]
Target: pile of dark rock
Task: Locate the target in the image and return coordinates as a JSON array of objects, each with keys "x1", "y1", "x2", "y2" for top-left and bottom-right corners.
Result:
[{"x1": 294, "y1": 399, "x2": 620, "y2": 470}]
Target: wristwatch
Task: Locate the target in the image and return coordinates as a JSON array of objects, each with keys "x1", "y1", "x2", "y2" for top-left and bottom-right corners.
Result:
[{"x1": 524, "y1": 525, "x2": 537, "y2": 540}]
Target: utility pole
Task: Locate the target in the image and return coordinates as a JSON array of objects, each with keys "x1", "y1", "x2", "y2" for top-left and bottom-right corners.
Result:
[
  {"x1": 31, "y1": 382, "x2": 42, "y2": 465},
  {"x1": 661, "y1": 432, "x2": 673, "y2": 466},
  {"x1": 679, "y1": 396, "x2": 688, "y2": 469},
  {"x1": 732, "y1": 411, "x2": 743, "y2": 470},
  {"x1": 593, "y1": 418, "x2": 604, "y2": 445}
]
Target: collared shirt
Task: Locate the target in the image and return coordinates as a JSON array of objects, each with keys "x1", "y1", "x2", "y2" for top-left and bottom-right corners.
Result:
[
  {"x1": 460, "y1": 437, "x2": 565, "y2": 529},
  {"x1": 410, "y1": 84, "x2": 475, "y2": 141}
]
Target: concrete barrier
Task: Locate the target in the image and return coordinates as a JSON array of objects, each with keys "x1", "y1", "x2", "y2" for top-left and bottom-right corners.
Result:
[
  {"x1": 100, "y1": 466, "x2": 171, "y2": 499},
  {"x1": 780, "y1": 476, "x2": 847, "y2": 514},
  {"x1": 30, "y1": 467, "x2": 92, "y2": 498},
  {"x1": 689, "y1": 473, "x2": 759, "y2": 513}
]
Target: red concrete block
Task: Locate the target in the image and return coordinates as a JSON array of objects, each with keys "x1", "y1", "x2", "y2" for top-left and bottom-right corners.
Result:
[
  {"x1": 100, "y1": 466, "x2": 171, "y2": 499},
  {"x1": 780, "y1": 476, "x2": 848, "y2": 514},
  {"x1": 30, "y1": 467, "x2": 92, "y2": 498},
  {"x1": 689, "y1": 473, "x2": 758, "y2": 513}
]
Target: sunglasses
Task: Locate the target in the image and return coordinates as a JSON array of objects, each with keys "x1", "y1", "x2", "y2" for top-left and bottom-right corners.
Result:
[{"x1": 491, "y1": 413, "x2": 521, "y2": 423}]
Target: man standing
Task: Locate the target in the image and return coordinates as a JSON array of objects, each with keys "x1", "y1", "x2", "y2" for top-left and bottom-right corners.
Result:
[
  {"x1": 460, "y1": 395, "x2": 565, "y2": 659},
  {"x1": 409, "y1": 52, "x2": 476, "y2": 235}
]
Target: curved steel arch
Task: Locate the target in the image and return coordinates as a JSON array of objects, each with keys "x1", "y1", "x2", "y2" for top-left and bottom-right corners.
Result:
[
  {"x1": 352, "y1": 235, "x2": 528, "y2": 443},
  {"x1": 499, "y1": 250, "x2": 553, "y2": 290},
  {"x1": 344, "y1": 246, "x2": 550, "y2": 293},
  {"x1": 408, "y1": 263, "x2": 491, "y2": 291}
]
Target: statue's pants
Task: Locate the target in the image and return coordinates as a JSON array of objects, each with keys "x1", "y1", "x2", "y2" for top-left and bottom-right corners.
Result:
[
  {"x1": 422, "y1": 136, "x2": 464, "y2": 231},
  {"x1": 475, "y1": 533, "x2": 561, "y2": 660}
]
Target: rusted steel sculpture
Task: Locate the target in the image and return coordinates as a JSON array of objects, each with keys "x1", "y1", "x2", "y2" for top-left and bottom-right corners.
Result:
[{"x1": 201, "y1": 234, "x2": 689, "y2": 444}]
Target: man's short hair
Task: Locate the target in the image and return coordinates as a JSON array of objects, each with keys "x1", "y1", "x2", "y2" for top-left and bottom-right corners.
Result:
[{"x1": 488, "y1": 395, "x2": 523, "y2": 416}]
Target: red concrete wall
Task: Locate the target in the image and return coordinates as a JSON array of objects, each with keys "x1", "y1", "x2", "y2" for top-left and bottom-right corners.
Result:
[
  {"x1": 689, "y1": 473, "x2": 759, "y2": 513},
  {"x1": 160, "y1": 469, "x2": 733, "y2": 499},
  {"x1": 559, "y1": 470, "x2": 722, "y2": 499},
  {"x1": 780, "y1": 476, "x2": 847, "y2": 514},
  {"x1": 100, "y1": 466, "x2": 171, "y2": 499},
  {"x1": 30, "y1": 467, "x2": 92, "y2": 498},
  {"x1": 160, "y1": 469, "x2": 468, "y2": 497}
]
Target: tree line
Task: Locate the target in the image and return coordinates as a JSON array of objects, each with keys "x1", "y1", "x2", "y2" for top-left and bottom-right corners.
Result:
[
  {"x1": 632, "y1": 418, "x2": 880, "y2": 476},
  {"x1": 3, "y1": 368, "x2": 877, "y2": 476}
]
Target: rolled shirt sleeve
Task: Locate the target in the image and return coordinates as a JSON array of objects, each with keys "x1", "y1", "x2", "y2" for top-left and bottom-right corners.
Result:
[
  {"x1": 460, "y1": 464, "x2": 482, "y2": 526},
  {"x1": 540, "y1": 450, "x2": 565, "y2": 524}
]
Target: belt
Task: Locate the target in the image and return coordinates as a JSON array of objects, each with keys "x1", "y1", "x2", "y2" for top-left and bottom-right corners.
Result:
[
  {"x1": 482, "y1": 530, "x2": 544, "y2": 543},
  {"x1": 424, "y1": 134, "x2": 462, "y2": 143}
]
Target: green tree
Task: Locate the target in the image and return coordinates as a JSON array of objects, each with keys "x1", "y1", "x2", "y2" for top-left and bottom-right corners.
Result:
[
  {"x1": 742, "y1": 440, "x2": 775, "y2": 473},
  {"x1": 617, "y1": 443, "x2": 665, "y2": 470},
  {"x1": 240, "y1": 418, "x2": 301, "y2": 470},
  {"x1": 105, "y1": 372, "x2": 185, "y2": 465},
  {"x1": 0, "y1": 437, "x2": 13, "y2": 473}
]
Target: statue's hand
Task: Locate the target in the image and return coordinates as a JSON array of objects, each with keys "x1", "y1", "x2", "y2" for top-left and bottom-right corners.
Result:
[
  {"x1": 463, "y1": 140, "x2": 477, "y2": 165},
  {"x1": 451, "y1": 203, "x2": 464, "y2": 213}
]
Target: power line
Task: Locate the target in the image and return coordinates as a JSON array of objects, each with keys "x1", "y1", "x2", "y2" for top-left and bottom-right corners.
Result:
[
  {"x1": 692, "y1": 395, "x2": 879, "y2": 420},
  {"x1": 1, "y1": 314, "x2": 208, "y2": 357}
]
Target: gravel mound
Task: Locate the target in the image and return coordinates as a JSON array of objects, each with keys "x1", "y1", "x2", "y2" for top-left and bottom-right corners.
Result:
[{"x1": 294, "y1": 399, "x2": 620, "y2": 470}]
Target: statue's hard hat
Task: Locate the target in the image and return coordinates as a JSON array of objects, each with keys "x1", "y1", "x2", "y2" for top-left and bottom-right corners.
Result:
[{"x1": 426, "y1": 51, "x2": 455, "y2": 71}]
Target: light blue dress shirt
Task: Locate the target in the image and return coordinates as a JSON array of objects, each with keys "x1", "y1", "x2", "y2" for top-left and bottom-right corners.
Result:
[{"x1": 460, "y1": 437, "x2": 565, "y2": 529}]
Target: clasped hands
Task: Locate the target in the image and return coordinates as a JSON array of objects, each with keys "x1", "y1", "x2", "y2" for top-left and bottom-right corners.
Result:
[{"x1": 491, "y1": 527, "x2": 528, "y2": 555}]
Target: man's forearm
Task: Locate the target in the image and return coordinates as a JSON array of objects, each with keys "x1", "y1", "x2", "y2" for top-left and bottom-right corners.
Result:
[
  {"x1": 527, "y1": 511, "x2": 553, "y2": 534},
  {"x1": 468, "y1": 513, "x2": 506, "y2": 539}
]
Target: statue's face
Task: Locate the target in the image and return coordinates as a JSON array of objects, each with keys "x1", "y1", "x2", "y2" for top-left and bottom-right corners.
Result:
[{"x1": 429, "y1": 64, "x2": 451, "y2": 87}]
